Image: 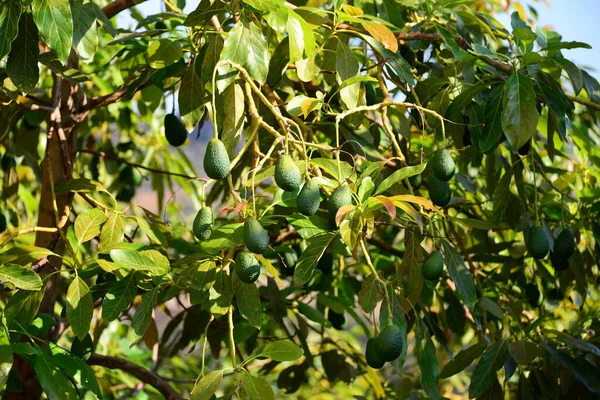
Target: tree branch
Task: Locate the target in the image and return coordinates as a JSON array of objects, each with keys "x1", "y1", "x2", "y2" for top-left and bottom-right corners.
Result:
[
  {"x1": 88, "y1": 354, "x2": 183, "y2": 400},
  {"x1": 567, "y1": 94, "x2": 600, "y2": 111},
  {"x1": 102, "y1": 0, "x2": 148, "y2": 19}
]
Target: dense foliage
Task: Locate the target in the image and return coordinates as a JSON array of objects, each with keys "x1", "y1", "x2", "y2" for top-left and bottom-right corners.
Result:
[{"x1": 0, "y1": 0, "x2": 599, "y2": 398}]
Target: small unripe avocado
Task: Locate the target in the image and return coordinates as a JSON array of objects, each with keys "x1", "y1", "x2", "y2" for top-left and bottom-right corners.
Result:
[
  {"x1": 116, "y1": 185, "x2": 136, "y2": 203},
  {"x1": 0, "y1": 214, "x2": 7, "y2": 233},
  {"x1": 164, "y1": 113, "x2": 188, "y2": 147},
  {"x1": 365, "y1": 82, "x2": 377, "y2": 106},
  {"x1": 365, "y1": 337, "x2": 385, "y2": 369},
  {"x1": 408, "y1": 173, "x2": 422, "y2": 188},
  {"x1": 244, "y1": 218, "x2": 269, "y2": 254},
  {"x1": 524, "y1": 283, "x2": 543, "y2": 307},
  {"x1": 422, "y1": 250, "x2": 444, "y2": 280},
  {"x1": 328, "y1": 184, "x2": 352, "y2": 225},
  {"x1": 204, "y1": 138, "x2": 230, "y2": 180},
  {"x1": 297, "y1": 180, "x2": 321, "y2": 216},
  {"x1": 431, "y1": 150, "x2": 455, "y2": 181},
  {"x1": 275, "y1": 155, "x2": 301, "y2": 192},
  {"x1": 527, "y1": 226, "x2": 550, "y2": 259},
  {"x1": 193, "y1": 207, "x2": 213, "y2": 241},
  {"x1": 234, "y1": 251, "x2": 261, "y2": 283},
  {"x1": 553, "y1": 228, "x2": 575, "y2": 260},
  {"x1": 428, "y1": 176, "x2": 451, "y2": 207},
  {"x1": 374, "y1": 325, "x2": 403, "y2": 362},
  {"x1": 120, "y1": 165, "x2": 143, "y2": 186}
]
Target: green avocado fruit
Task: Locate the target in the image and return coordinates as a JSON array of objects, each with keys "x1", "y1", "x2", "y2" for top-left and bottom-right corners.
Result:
[
  {"x1": 234, "y1": 251, "x2": 261, "y2": 283},
  {"x1": 193, "y1": 207, "x2": 213, "y2": 241},
  {"x1": 275, "y1": 154, "x2": 301, "y2": 192},
  {"x1": 297, "y1": 179, "x2": 321, "y2": 216},
  {"x1": 428, "y1": 176, "x2": 451, "y2": 207},
  {"x1": 204, "y1": 138, "x2": 230, "y2": 180},
  {"x1": 164, "y1": 113, "x2": 188, "y2": 147},
  {"x1": 408, "y1": 173, "x2": 422, "y2": 188},
  {"x1": 0, "y1": 214, "x2": 7, "y2": 233},
  {"x1": 328, "y1": 184, "x2": 352, "y2": 225},
  {"x1": 327, "y1": 310, "x2": 346, "y2": 330},
  {"x1": 374, "y1": 325, "x2": 403, "y2": 362},
  {"x1": 553, "y1": 228, "x2": 575, "y2": 260},
  {"x1": 527, "y1": 226, "x2": 550, "y2": 259},
  {"x1": 120, "y1": 165, "x2": 143, "y2": 186},
  {"x1": 244, "y1": 218, "x2": 269, "y2": 254},
  {"x1": 365, "y1": 337, "x2": 385, "y2": 369},
  {"x1": 422, "y1": 250, "x2": 444, "y2": 280},
  {"x1": 432, "y1": 149, "x2": 455, "y2": 181}
]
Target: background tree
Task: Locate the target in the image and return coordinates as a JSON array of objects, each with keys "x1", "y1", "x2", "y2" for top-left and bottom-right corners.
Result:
[{"x1": 0, "y1": 0, "x2": 599, "y2": 399}]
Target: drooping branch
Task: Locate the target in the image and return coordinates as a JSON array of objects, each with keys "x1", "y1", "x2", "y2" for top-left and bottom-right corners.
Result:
[
  {"x1": 102, "y1": 0, "x2": 148, "y2": 19},
  {"x1": 88, "y1": 354, "x2": 183, "y2": 400}
]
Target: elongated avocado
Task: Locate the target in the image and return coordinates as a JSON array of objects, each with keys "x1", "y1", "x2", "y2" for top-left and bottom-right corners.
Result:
[
  {"x1": 428, "y1": 176, "x2": 451, "y2": 207},
  {"x1": 275, "y1": 154, "x2": 301, "y2": 192},
  {"x1": 164, "y1": 113, "x2": 188, "y2": 147},
  {"x1": 422, "y1": 250, "x2": 444, "y2": 280},
  {"x1": 204, "y1": 138, "x2": 230, "y2": 180},
  {"x1": 527, "y1": 226, "x2": 550, "y2": 259},
  {"x1": 374, "y1": 325, "x2": 403, "y2": 362},
  {"x1": 553, "y1": 228, "x2": 575, "y2": 260},
  {"x1": 365, "y1": 337, "x2": 385, "y2": 369},
  {"x1": 432, "y1": 149, "x2": 455, "y2": 181},
  {"x1": 244, "y1": 218, "x2": 269, "y2": 254},
  {"x1": 328, "y1": 184, "x2": 352, "y2": 225},
  {"x1": 234, "y1": 251, "x2": 261, "y2": 283},
  {"x1": 297, "y1": 180, "x2": 321, "y2": 216},
  {"x1": 193, "y1": 207, "x2": 213, "y2": 241}
]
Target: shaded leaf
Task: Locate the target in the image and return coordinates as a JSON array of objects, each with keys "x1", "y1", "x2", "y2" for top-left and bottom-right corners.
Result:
[
  {"x1": 102, "y1": 274, "x2": 137, "y2": 322},
  {"x1": 501, "y1": 73, "x2": 539, "y2": 150},
  {"x1": 358, "y1": 273, "x2": 382, "y2": 313},
  {"x1": 441, "y1": 240, "x2": 477, "y2": 310},
  {"x1": 469, "y1": 340, "x2": 508, "y2": 398},
  {"x1": 441, "y1": 342, "x2": 487, "y2": 379},
  {"x1": 6, "y1": 13, "x2": 39, "y2": 93},
  {"x1": 128, "y1": 288, "x2": 159, "y2": 347},
  {"x1": 415, "y1": 317, "x2": 441, "y2": 400},
  {"x1": 293, "y1": 232, "x2": 337, "y2": 285},
  {"x1": 0, "y1": 0, "x2": 21, "y2": 59},
  {"x1": 232, "y1": 274, "x2": 262, "y2": 329},
  {"x1": 249, "y1": 340, "x2": 303, "y2": 362},
  {"x1": 240, "y1": 374, "x2": 274, "y2": 400}
]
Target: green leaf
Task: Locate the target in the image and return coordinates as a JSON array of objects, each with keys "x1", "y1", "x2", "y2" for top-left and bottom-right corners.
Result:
[
  {"x1": 242, "y1": 0, "x2": 283, "y2": 12},
  {"x1": 249, "y1": 340, "x2": 303, "y2": 362},
  {"x1": 441, "y1": 240, "x2": 477, "y2": 310},
  {"x1": 200, "y1": 223, "x2": 243, "y2": 255},
  {"x1": 543, "y1": 344, "x2": 600, "y2": 394},
  {"x1": 33, "y1": 348, "x2": 79, "y2": 400},
  {"x1": 128, "y1": 287, "x2": 159, "y2": 347},
  {"x1": 553, "y1": 57, "x2": 583, "y2": 96},
  {"x1": 219, "y1": 19, "x2": 269, "y2": 88},
  {"x1": 232, "y1": 274, "x2": 262, "y2": 329},
  {"x1": 0, "y1": 0, "x2": 21, "y2": 59},
  {"x1": 6, "y1": 13, "x2": 39, "y2": 93},
  {"x1": 66, "y1": 277, "x2": 93, "y2": 340},
  {"x1": 102, "y1": 274, "x2": 137, "y2": 322},
  {"x1": 74, "y1": 208, "x2": 107, "y2": 247},
  {"x1": 478, "y1": 297, "x2": 504, "y2": 320},
  {"x1": 240, "y1": 374, "x2": 275, "y2": 400},
  {"x1": 135, "y1": 214, "x2": 169, "y2": 247},
  {"x1": 0, "y1": 320, "x2": 11, "y2": 390},
  {"x1": 358, "y1": 273, "x2": 382, "y2": 313},
  {"x1": 375, "y1": 163, "x2": 426, "y2": 195},
  {"x1": 293, "y1": 232, "x2": 337, "y2": 286},
  {"x1": 191, "y1": 370, "x2": 223, "y2": 400},
  {"x1": 184, "y1": 0, "x2": 225, "y2": 27},
  {"x1": 542, "y1": 41, "x2": 592, "y2": 51},
  {"x1": 32, "y1": 0, "x2": 73, "y2": 64},
  {"x1": 0, "y1": 246, "x2": 53, "y2": 266},
  {"x1": 48, "y1": 342, "x2": 101, "y2": 397},
  {"x1": 70, "y1": 0, "x2": 97, "y2": 61},
  {"x1": 479, "y1": 85, "x2": 504, "y2": 152},
  {"x1": 179, "y1": 53, "x2": 205, "y2": 128},
  {"x1": 217, "y1": 82, "x2": 244, "y2": 157},
  {"x1": 187, "y1": 261, "x2": 218, "y2": 305},
  {"x1": 296, "y1": 302, "x2": 331, "y2": 327},
  {"x1": 99, "y1": 213, "x2": 124, "y2": 251},
  {"x1": 110, "y1": 249, "x2": 170, "y2": 276},
  {"x1": 335, "y1": 37, "x2": 358, "y2": 81},
  {"x1": 509, "y1": 341, "x2": 539, "y2": 365},
  {"x1": 440, "y1": 342, "x2": 487, "y2": 379},
  {"x1": 415, "y1": 317, "x2": 441, "y2": 400},
  {"x1": 286, "y1": 214, "x2": 329, "y2": 240},
  {"x1": 209, "y1": 269, "x2": 233, "y2": 317},
  {"x1": 468, "y1": 340, "x2": 508, "y2": 398},
  {"x1": 0, "y1": 264, "x2": 42, "y2": 290},
  {"x1": 399, "y1": 230, "x2": 423, "y2": 302},
  {"x1": 501, "y1": 73, "x2": 539, "y2": 150},
  {"x1": 147, "y1": 39, "x2": 183, "y2": 69},
  {"x1": 287, "y1": 10, "x2": 315, "y2": 62},
  {"x1": 5, "y1": 289, "x2": 44, "y2": 330}
]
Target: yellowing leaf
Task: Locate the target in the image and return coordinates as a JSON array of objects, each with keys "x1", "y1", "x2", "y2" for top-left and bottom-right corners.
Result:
[{"x1": 362, "y1": 21, "x2": 398, "y2": 53}]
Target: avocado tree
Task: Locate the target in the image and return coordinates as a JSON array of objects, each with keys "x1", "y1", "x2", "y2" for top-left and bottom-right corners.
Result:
[{"x1": 0, "y1": 0, "x2": 599, "y2": 398}]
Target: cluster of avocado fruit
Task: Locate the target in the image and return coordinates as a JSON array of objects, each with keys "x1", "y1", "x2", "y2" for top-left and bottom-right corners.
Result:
[
  {"x1": 365, "y1": 324, "x2": 403, "y2": 369},
  {"x1": 526, "y1": 225, "x2": 575, "y2": 271},
  {"x1": 427, "y1": 149, "x2": 455, "y2": 207}
]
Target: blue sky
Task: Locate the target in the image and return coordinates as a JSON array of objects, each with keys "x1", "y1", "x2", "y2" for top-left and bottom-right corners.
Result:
[{"x1": 128, "y1": 0, "x2": 598, "y2": 77}]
